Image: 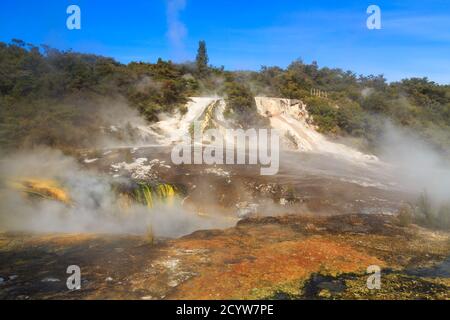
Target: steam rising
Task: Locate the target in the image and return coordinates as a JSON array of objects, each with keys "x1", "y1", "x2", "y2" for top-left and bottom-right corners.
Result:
[
  {"x1": 0, "y1": 148, "x2": 232, "y2": 237},
  {"x1": 378, "y1": 121, "x2": 450, "y2": 206},
  {"x1": 166, "y1": 0, "x2": 188, "y2": 60},
  {"x1": 1, "y1": 96, "x2": 450, "y2": 237}
]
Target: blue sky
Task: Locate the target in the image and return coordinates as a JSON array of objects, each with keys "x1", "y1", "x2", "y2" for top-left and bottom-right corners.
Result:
[{"x1": 1, "y1": 0, "x2": 449, "y2": 83}]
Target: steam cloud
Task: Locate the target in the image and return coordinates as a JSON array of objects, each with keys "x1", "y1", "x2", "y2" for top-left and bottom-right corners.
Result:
[
  {"x1": 1, "y1": 99, "x2": 449, "y2": 237},
  {"x1": 0, "y1": 148, "x2": 233, "y2": 237},
  {"x1": 166, "y1": 0, "x2": 188, "y2": 60},
  {"x1": 378, "y1": 121, "x2": 450, "y2": 207}
]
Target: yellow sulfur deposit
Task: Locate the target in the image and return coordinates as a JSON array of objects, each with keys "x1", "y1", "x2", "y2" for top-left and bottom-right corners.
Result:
[
  {"x1": 200, "y1": 99, "x2": 220, "y2": 132},
  {"x1": 133, "y1": 183, "x2": 177, "y2": 208},
  {"x1": 9, "y1": 178, "x2": 72, "y2": 205},
  {"x1": 154, "y1": 184, "x2": 176, "y2": 205}
]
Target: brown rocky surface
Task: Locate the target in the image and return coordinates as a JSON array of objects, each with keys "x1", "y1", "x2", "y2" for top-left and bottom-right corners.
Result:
[{"x1": 1, "y1": 213, "x2": 449, "y2": 300}]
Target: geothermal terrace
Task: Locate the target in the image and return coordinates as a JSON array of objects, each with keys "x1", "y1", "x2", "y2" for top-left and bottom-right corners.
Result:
[{"x1": 0, "y1": 97, "x2": 449, "y2": 299}]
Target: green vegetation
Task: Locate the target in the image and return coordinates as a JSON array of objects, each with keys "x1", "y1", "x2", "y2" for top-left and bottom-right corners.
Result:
[
  {"x1": 414, "y1": 191, "x2": 450, "y2": 230},
  {"x1": 395, "y1": 191, "x2": 450, "y2": 230},
  {"x1": 1, "y1": 40, "x2": 450, "y2": 156},
  {"x1": 0, "y1": 40, "x2": 194, "y2": 151},
  {"x1": 222, "y1": 75, "x2": 269, "y2": 128},
  {"x1": 249, "y1": 60, "x2": 450, "y2": 154},
  {"x1": 195, "y1": 40, "x2": 209, "y2": 77}
]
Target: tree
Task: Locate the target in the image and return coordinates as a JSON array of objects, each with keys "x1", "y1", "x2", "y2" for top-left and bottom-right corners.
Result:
[{"x1": 196, "y1": 40, "x2": 209, "y2": 76}]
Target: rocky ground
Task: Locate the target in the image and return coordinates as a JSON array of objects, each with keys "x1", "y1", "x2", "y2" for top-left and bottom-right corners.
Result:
[
  {"x1": 1, "y1": 144, "x2": 448, "y2": 300},
  {"x1": 1, "y1": 213, "x2": 449, "y2": 300}
]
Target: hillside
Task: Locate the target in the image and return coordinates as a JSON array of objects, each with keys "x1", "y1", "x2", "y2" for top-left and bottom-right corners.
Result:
[{"x1": 1, "y1": 40, "x2": 450, "y2": 156}]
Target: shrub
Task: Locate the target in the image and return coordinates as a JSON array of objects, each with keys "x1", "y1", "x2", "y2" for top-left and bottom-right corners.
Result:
[{"x1": 396, "y1": 205, "x2": 413, "y2": 227}]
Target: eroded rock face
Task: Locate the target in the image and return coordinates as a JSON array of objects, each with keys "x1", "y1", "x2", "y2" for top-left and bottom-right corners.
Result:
[
  {"x1": 1, "y1": 214, "x2": 449, "y2": 300},
  {"x1": 138, "y1": 96, "x2": 377, "y2": 163},
  {"x1": 255, "y1": 97, "x2": 377, "y2": 162}
]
